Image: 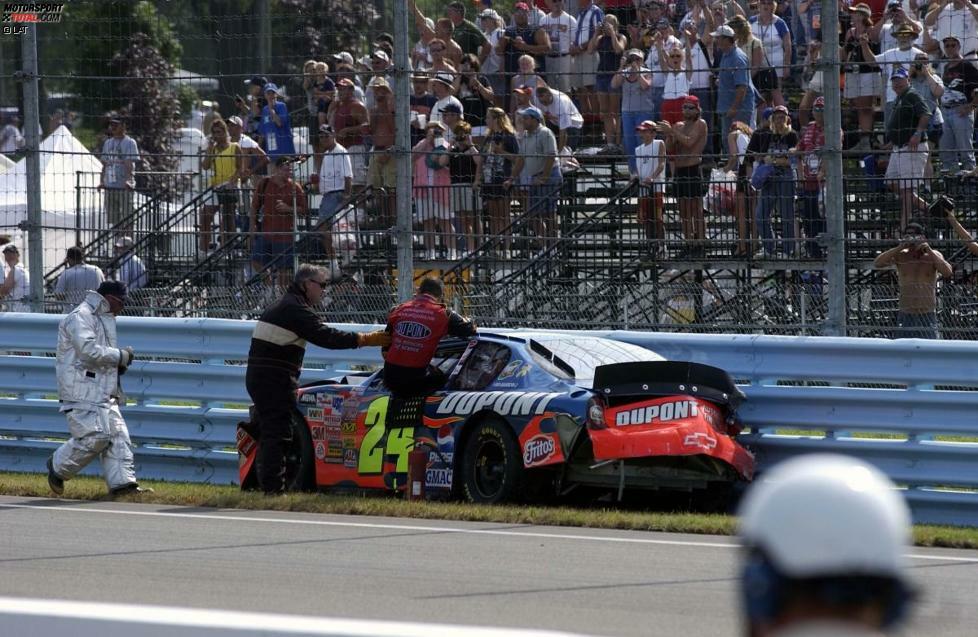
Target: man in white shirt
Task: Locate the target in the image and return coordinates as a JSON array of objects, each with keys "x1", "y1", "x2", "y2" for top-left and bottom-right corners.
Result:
[
  {"x1": 0, "y1": 244, "x2": 29, "y2": 312},
  {"x1": 112, "y1": 236, "x2": 147, "y2": 295},
  {"x1": 539, "y1": 0, "x2": 577, "y2": 93},
  {"x1": 534, "y1": 84, "x2": 584, "y2": 150},
  {"x1": 317, "y1": 124, "x2": 353, "y2": 270},
  {"x1": 227, "y1": 115, "x2": 267, "y2": 190},
  {"x1": 862, "y1": 23, "x2": 926, "y2": 123},
  {"x1": 430, "y1": 72, "x2": 465, "y2": 125},
  {"x1": 570, "y1": 0, "x2": 603, "y2": 120},
  {"x1": 925, "y1": 0, "x2": 978, "y2": 57},
  {"x1": 0, "y1": 116, "x2": 24, "y2": 154},
  {"x1": 54, "y1": 246, "x2": 105, "y2": 312}
]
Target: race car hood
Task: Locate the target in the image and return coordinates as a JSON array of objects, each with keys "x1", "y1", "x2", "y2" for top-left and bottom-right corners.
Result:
[{"x1": 587, "y1": 361, "x2": 753, "y2": 480}]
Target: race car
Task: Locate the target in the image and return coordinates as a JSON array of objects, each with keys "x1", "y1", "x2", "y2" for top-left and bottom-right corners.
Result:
[{"x1": 237, "y1": 332, "x2": 754, "y2": 504}]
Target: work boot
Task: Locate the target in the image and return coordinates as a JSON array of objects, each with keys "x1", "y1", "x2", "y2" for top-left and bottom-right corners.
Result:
[
  {"x1": 109, "y1": 482, "x2": 154, "y2": 497},
  {"x1": 46, "y1": 456, "x2": 64, "y2": 495}
]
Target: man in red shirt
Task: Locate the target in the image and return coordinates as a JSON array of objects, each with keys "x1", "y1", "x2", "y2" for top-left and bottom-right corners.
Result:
[
  {"x1": 795, "y1": 96, "x2": 827, "y2": 258},
  {"x1": 249, "y1": 157, "x2": 307, "y2": 286},
  {"x1": 383, "y1": 276, "x2": 476, "y2": 397}
]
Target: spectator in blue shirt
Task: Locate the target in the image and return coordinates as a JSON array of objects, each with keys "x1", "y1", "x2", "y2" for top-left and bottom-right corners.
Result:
[
  {"x1": 259, "y1": 83, "x2": 296, "y2": 163},
  {"x1": 712, "y1": 25, "x2": 756, "y2": 152}
]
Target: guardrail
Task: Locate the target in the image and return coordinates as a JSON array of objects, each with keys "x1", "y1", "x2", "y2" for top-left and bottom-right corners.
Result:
[{"x1": 1, "y1": 313, "x2": 976, "y2": 526}]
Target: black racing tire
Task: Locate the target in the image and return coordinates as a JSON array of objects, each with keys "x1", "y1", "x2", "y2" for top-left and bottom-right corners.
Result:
[
  {"x1": 461, "y1": 418, "x2": 524, "y2": 504},
  {"x1": 284, "y1": 410, "x2": 316, "y2": 492}
]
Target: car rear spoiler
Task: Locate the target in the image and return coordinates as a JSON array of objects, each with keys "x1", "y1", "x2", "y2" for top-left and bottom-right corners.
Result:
[{"x1": 592, "y1": 361, "x2": 745, "y2": 409}]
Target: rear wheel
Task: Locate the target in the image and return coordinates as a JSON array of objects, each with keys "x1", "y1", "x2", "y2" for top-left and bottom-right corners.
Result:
[
  {"x1": 284, "y1": 411, "x2": 316, "y2": 492},
  {"x1": 461, "y1": 418, "x2": 523, "y2": 504}
]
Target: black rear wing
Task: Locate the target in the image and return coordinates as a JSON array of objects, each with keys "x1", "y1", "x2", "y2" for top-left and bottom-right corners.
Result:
[{"x1": 592, "y1": 361, "x2": 745, "y2": 409}]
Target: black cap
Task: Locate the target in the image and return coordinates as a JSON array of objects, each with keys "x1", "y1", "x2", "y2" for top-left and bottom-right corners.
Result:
[
  {"x1": 97, "y1": 280, "x2": 129, "y2": 302},
  {"x1": 273, "y1": 155, "x2": 295, "y2": 167},
  {"x1": 245, "y1": 75, "x2": 268, "y2": 86}
]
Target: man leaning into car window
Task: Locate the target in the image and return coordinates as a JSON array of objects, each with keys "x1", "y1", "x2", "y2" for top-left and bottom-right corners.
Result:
[
  {"x1": 383, "y1": 276, "x2": 477, "y2": 397},
  {"x1": 246, "y1": 263, "x2": 390, "y2": 495}
]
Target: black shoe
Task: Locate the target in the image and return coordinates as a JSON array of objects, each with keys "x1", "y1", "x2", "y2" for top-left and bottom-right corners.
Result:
[
  {"x1": 109, "y1": 483, "x2": 154, "y2": 497},
  {"x1": 46, "y1": 456, "x2": 64, "y2": 495}
]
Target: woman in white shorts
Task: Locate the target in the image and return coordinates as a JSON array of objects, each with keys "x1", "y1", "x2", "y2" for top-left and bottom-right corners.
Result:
[
  {"x1": 412, "y1": 121, "x2": 453, "y2": 260},
  {"x1": 843, "y1": 4, "x2": 882, "y2": 151}
]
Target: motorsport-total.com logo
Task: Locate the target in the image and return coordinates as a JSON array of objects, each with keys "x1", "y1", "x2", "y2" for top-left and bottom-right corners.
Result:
[{"x1": 2, "y1": 3, "x2": 64, "y2": 35}]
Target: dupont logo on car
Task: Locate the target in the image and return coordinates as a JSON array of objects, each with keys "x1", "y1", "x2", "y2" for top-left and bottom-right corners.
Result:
[
  {"x1": 615, "y1": 399, "x2": 700, "y2": 427},
  {"x1": 395, "y1": 321, "x2": 431, "y2": 339},
  {"x1": 435, "y1": 391, "x2": 561, "y2": 417},
  {"x1": 523, "y1": 435, "x2": 556, "y2": 467}
]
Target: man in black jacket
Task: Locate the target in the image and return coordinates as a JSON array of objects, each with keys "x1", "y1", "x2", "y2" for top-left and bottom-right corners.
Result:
[{"x1": 246, "y1": 263, "x2": 390, "y2": 494}]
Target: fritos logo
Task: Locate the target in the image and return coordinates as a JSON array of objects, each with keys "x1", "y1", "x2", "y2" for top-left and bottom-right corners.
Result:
[{"x1": 523, "y1": 435, "x2": 556, "y2": 467}]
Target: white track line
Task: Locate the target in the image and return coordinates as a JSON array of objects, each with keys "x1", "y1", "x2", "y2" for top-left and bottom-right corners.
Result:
[{"x1": 2, "y1": 501, "x2": 977, "y2": 563}]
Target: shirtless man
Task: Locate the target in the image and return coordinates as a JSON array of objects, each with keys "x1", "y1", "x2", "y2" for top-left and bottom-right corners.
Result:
[
  {"x1": 367, "y1": 77, "x2": 396, "y2": 227},
  {"x1": 873, "y1": 221, "x2": 952, "y2": 339},
  {"x1": 327, "y1": 79, "x2": 369, "y2": 184},
  {"x1": 657, "y1": 95, "x2": 708, "y2": 255}
]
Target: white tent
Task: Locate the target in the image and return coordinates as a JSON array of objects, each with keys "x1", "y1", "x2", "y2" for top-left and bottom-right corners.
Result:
[
  {"x1": 0, "y1": 125, "x2": 105, "y2": 276},
  {"x1": 0, "y1": 154, "x2": 15, "y2": 174}
]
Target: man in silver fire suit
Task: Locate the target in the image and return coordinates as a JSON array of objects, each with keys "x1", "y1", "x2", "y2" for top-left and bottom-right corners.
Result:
[{"x1": 46, "y1": 280, "x2": 149, "y2": 496}]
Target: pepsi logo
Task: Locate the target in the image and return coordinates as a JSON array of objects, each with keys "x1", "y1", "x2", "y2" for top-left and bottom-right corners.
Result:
[
  {"x1": 523, "y1": 435, "x2": 556, "y2": 467},
  {"x1": 395, "y1": 321, "x2": 432, "y2": 339}
]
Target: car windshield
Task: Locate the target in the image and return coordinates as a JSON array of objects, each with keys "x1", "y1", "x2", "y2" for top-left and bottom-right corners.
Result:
[{"x1": 527, "y1": 337, "x2": 662, "y2": 386}]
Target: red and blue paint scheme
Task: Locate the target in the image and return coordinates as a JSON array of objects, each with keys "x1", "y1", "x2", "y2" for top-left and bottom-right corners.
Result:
[{"x1": 237, "y1": 332, "x2": 754, "y2": 504}]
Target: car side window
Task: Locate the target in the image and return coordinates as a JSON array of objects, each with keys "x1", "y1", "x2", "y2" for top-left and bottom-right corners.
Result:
[{"x1": 453, "y1": 343, "x2": 511, "y2": 391}]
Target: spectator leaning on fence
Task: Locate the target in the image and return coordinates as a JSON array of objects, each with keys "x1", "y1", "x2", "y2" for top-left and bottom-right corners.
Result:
[
  {"x1": 0, "y1": 243, "x2": 29, "y2": 312},
  {"x1": 534, "y1": 84, "x2": 584, "y2": 152},
  {"x1": 873, "y1": 221, "x2": 952, "y2": 339},
  {"x1": 316, "y1": 125, "x2": 352, "y2": 274},
  {"x1": 99, "y1": 116, "x2": 139, "y2": 235},
  {"x1": 54, "y1": 246, "x2": 105, "y2": 311}
]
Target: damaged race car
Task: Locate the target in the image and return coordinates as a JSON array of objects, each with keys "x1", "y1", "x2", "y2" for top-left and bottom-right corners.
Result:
[{"x1": 237, "y1": 332, "x2": 754, "y2": 504}]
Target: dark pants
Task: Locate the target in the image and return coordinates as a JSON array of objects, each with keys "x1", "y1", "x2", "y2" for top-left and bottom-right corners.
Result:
[
  {"x1": 246, "y1": 372, "x2": 297, "y2": 493},
  {"x1": 895, "y1": 311, "x2": 939, "y2": 340},
  {"x1": 384, "y1": 363, "x2": 447, "y2": 398},
  {"x1": 799, "y1": 189, "x2": 824, "y2": 258}
]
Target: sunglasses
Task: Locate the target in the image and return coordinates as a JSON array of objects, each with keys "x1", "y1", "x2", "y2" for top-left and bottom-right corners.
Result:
[
  {"x1": 430, "y1": 47, "x2": 445, "y2": 53},
  {"x1": 682, "y1": 104, "x2": 698, "y2": 110},
  {"x1": 308, "y1": 279, "x2": 329, "y2": 288}
]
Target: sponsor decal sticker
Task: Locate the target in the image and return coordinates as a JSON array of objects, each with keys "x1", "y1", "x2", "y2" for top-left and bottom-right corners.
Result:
[
  {"x1": 341, "y1": 420, "x2": 356, "y2": 435},
  {"x1": 343, "y1": 448, "x2": 358, "y2": 468},
  {"x1": 395, "y1": 321, "x2": 432, "y2": 339},
  {"x1": 522, "y1": 434, "x2": 557, "y2": 467},
  {"x1": 435, "y1": 391, "x2": 561, "y2": 417},
  {"x1": 310, "y1": 426, "x2": 326, "y2": 441},
  {"x1": 425, "y1": 467, "x2": 453, "y2": 488},
  {"x1": 497, "y1": 360, "x2": 524, "y2": 380},
  {"x1": 327, "y1": 438, "x2": 344, "y2": 460},
  {"x1": 299, "y1": 393, "x2": 317, "y2": 404},
  {"x1": 314, "y1": 441, "x2": 326, "y2": 461},
  {"x1": 306, "y1": 408, "x2": 324, "y2": 423},
  {"x1": 614, "y1": 399, "x2": 702, "y2": 427},
  {"x1": 683, "y1": 432, "x2": 718, "y2": 450}
]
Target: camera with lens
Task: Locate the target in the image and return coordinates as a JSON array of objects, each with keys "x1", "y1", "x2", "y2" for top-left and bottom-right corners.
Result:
[{"x1": 928, "y1": 195, "x2": 955, "y2": 217}]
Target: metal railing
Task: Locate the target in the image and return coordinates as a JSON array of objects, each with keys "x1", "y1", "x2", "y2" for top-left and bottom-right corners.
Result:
[{"x1": 1, "y1": 313, "x2": 977, "y2": 526}]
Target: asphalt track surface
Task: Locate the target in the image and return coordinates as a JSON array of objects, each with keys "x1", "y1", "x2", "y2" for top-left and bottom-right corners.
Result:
[{"x1": 1, "y1": 496, "x2": 977, "y2": 636}]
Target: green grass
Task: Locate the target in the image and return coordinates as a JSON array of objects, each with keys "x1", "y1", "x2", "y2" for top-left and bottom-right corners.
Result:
[{"x1": 3, "y1": 472, "x2": 978, "y2": 549}]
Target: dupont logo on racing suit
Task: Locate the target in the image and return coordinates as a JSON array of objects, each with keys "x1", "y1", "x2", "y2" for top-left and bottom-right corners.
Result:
[
  {"x1": 435, "y1": 391, "x2": 560, "y2": 417},
  {"x1": 395, "y1": 321, "x2": 432, "y2": 339},
  {"x1": 523, "y1": 435, "x2": 556, "y2": 467},
  {"x1": 615, "y1": 399, "x2": 701, "y2": 427}
]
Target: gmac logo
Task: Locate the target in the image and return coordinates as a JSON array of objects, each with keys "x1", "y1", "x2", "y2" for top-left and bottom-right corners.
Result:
[{"x1": 395, "y1": 321, "x2": 431, "y2": 339}]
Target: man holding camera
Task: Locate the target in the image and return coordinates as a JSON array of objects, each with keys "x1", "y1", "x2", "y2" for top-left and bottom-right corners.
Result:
[{"x1": 873, "y1": 221, "x2": 952, "y2": 339}]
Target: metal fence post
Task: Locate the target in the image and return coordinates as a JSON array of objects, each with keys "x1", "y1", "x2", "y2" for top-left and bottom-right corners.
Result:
[
  {"x1": 21, "y1": 24, "x2": 43, "y2": 313},
  {"x1": 822, "y1": 3, "x2": 846, "y2": 336},
  {"x1": 394, "y1": 0, "x2": 414, "y2": 302}
]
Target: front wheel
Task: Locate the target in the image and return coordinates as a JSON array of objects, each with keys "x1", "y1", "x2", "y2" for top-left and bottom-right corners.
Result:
[
  {"x1": 461, "y1": 418, "x2": 523, "y2": 504},
  {"x1": 284, "y1": 409, "x2": 316, "y2": 492}
]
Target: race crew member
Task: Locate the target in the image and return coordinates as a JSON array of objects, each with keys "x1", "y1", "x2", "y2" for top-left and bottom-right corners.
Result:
[
  {"x1": 47, "y1": 280, "x2": 148, "y2": 497},
  {"x1": 738, "y1": 454, "x2": 916, "y2": 637},
  {"x1": 383, "y1": 276, "x2": 476, "y2": 397},
  {"x1": 246, "y1": 263, "x2": 389, "y2": 494}
]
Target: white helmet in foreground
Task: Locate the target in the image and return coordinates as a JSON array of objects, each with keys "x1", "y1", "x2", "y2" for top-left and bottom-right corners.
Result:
[{"x1": 737, "y1": 454, "x2": 915, "y2": 634}]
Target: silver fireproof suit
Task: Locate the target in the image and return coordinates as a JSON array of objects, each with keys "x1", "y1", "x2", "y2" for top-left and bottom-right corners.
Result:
[{"x1": 51, "y1": 291, "x2": 136, "y2": 489}]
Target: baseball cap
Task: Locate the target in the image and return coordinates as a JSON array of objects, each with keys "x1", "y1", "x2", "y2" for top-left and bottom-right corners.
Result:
[
  {"x1": 848, "y1": 2, "x2": 872, "y2": 15},
  {"x1": 514, "y1": 2, "x2": 530, "y2": 11},
  {"x1": 513, "y1": 85, "x2": 534, "y2": 95},
  {"x1": 625, "y1": 48, "x2": 644, "y2": 61},
  {"x1": 227, "y1": 115, "x2": 244, "y2": 127},
  {"x1": 636, "y1": 120, "x2": 656, "y2": 131},
  {"x1": 887, "y1": 0, "x2": 901, "y2": 7},
  {"x1": 371, "y1": 50, "x2": 390, "y2": 63},
  {"x1": 336, "y1": 77, "x2": 355, "y2": 87},
  {"x1": 518, "y1": 106, "x2": 544, "y2": 122},
  {"x1": 772, "y1": 104, "x2": 789, "y2": 115},
  {"x1": 656, "y1": 17, "x2": 671, "y2": 28},
  {"x1": 761, "y1": 106, "x2": 774, "y2": 119},
  {"x1": 479, "y1": 8, "x2": 501, "y2": 20},
  {"x1": 1, "y1": 243, "x2": 18, "y2": 254},
  {"x1": 710, "y1": 25, "x2": 736, "y2": 39},
  {"x1": 432, "y1": 72, "x2": 455, "y2": 86},
  {"x1": 331, "y1": 52, "x2": 355, "y2": 66},
  {"x1": 684, "y1": 95, "x2": 701, "y2": 107},
  {"x1": 368, "y1": 76, "x2": 391, "y2": 90},
  {"x1": 943, "y1": 34, "x2": 961, "y2": 43},
  {"x1": 890, "y1": 67, "x2": 909, "y2": 80},
  {"x1": 244, "y1": 75, "x2": 268, "y2": 86},
  {"x1": 114, "y1": 236, "x2": 134, "y2": 249},
  {"x1": 263, "y1": 82, "x2": 281, "y2": 94},
  {"x1": 96, "y1": 280, "x2": 128, "y2": 302},
  {"x1": 441, "y1": 103, "x2": 462, "y2": 114},
  {"x1": 319, "y1": 124, "x2": 335, "y2": 135}
]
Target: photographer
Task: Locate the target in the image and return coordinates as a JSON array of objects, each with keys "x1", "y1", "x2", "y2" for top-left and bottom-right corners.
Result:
[
  {"x1": 873, "y1": 221, "x2": 952, "y2": 339},
  {"x1": 944, "y1": 200, "x2": 978, "y2": 256}
]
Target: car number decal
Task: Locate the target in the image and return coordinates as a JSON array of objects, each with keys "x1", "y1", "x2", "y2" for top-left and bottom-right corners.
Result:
[{"x1": 358, "y1": 396, "x2": 415, "y2": 476}]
